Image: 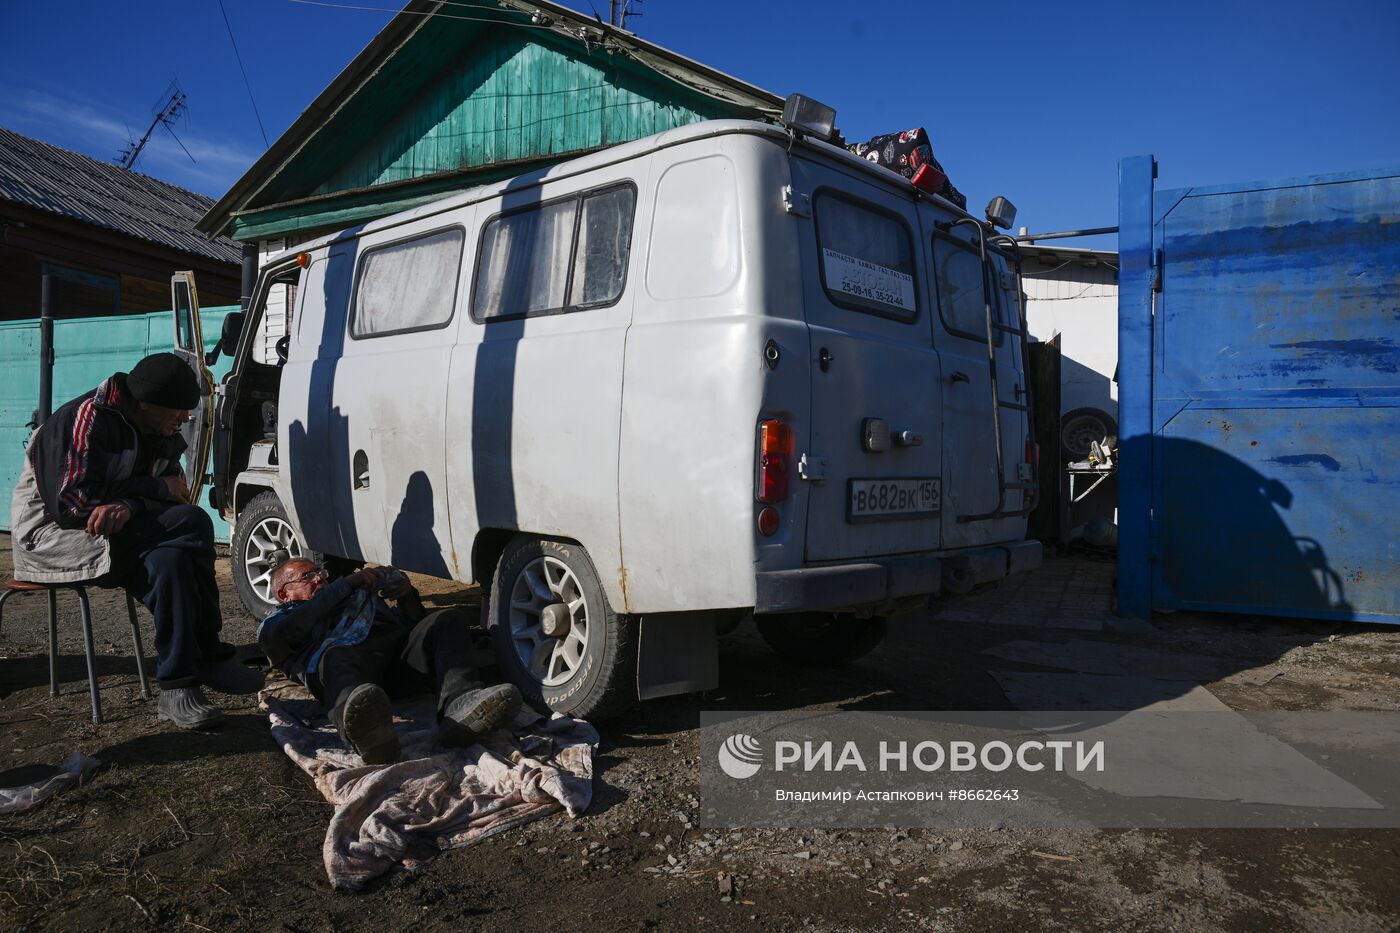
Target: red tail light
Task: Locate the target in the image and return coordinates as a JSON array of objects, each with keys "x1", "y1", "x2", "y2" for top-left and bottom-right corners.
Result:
[{"x1": 757, "y1": 419, "x2": 792, "y2": 503}]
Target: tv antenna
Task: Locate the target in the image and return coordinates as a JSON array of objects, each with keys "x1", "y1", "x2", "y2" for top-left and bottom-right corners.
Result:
[
  {"x1": 115, "y1": 81, "x2": 195, "y2": 171},
  {"x1": 608, "y1": 0, "x2": 643, "y2": 30}
]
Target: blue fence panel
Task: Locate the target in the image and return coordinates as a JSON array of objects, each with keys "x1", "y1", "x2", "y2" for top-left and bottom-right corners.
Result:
[
  {"x1": 0, "y1": 307, "x2": 237, "y2": 542},
  {"x1": 1118, "y1": 159, "x2": 1400, "y2": 624}
]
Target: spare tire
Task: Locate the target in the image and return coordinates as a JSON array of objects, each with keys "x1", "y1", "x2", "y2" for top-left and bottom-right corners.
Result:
[{"x1": 1060, "y1": 407, "x2": 1117, "y2": 461}]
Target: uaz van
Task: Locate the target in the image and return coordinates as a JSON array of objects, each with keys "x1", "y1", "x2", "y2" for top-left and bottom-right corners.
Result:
[{"x1": 177, "y1": 115, "x2": 1042, "y2": 719}]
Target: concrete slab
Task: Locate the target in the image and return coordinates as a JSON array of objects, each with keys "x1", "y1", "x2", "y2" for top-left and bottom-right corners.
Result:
[
  {"x1": 993, "y1": 671, "x2": 1229, "y2": 712},
  {"x1": 993, "y1": 672, "x2": 1381, "y2": 810},
  {"x1": 983, "y1": 639, "x2": 1239, "y2": 682}
]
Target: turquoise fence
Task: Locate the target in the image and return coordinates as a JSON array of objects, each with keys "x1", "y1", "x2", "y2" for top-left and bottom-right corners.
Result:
[{"x1": 0, "y1": 307, "x2": 238, "y2": 542}]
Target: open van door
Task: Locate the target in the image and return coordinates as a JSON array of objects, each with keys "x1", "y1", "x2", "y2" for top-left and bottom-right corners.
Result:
[{"x1": 170, "y1": 271, "x2": 215, "y2": 506}]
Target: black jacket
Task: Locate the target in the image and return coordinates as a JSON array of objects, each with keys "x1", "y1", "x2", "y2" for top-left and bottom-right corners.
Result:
[
  {"x1": 257, "y1": 578, "x2": 357, "y2": 682},
  {"x1": 29, "y1": 373, "x2": 185, "y2": 528}
]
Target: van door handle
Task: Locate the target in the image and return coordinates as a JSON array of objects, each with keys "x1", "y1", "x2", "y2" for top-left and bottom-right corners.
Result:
[{"x1": 950, "y1": 371, "x2": 970, "y2": 384}]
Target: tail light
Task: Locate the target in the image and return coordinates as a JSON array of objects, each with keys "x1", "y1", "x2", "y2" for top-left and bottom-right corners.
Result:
[{"x1": 756, "y1": 419, "x2": 792, "y2": 503}]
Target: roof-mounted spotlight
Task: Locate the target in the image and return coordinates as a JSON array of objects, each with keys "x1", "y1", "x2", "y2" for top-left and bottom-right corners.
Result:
[
  {"x1": 781, "y1": 94, "x2": 838, "y2": 143},
  {"x1": 985, "y1": 196, "x2": 1017, "y2": 230}
]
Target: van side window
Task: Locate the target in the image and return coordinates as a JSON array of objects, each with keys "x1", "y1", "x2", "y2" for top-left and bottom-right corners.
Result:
[
  {"x1": 933, "y1": 233, "x2": 1000, "y2": 344},
  {"x1": 813, "y1": 193, "x2": 918, "y2": 322},
  {"x1": 351, "y1": 228, "x2": 464, "y2": 338},
  {"x1": 472, "y1": 184, "x2": 636, "y2": 321},
  {"x1": 573, "y1": 187, "x2": 635, "y2": 305}
]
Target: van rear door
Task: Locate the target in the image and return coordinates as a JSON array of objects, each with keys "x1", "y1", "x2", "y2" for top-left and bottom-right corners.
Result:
[
  {"x1": 789, "y1": 157, "x2": 944, "y2": 561},
  {"x1": 928, "y1": 221, "x2": 1030, "y2": 549}
]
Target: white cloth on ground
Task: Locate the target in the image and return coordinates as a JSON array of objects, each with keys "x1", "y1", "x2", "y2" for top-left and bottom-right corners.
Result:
[{"x1": 259, "y1": 679, "x2": 596, "y2": 890}]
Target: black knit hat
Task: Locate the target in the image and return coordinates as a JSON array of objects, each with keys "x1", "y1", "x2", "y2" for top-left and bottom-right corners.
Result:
[{"x1": 126, "y1": 353, "x2": 201, "y2": 410}]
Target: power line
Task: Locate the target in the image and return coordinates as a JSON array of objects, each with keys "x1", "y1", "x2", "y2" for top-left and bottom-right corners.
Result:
[
  {"x1": 217, "y1": 0, "x2": 271, "y2": 148},
  {"x1": 285, "y1": 0, "x2": 559, "y2": 29},
  {"x1": 288, "y1": 0, "x2": 772, "y2": 112}
]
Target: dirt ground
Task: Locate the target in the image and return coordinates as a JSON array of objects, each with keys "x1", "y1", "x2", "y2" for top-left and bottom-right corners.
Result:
[{"x1": 0, "y1": 537, "x2": 1397, "y2": 932}]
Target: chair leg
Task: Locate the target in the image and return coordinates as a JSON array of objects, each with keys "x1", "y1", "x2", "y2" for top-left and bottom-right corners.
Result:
[
  {"x1": 0, "y1": 586, "x2": 15, "y2": 637},
  {"x1": 127, "y1": 595, "x2": 151, "y2": 700},
  {"x1": 75, "y1": 588, "x2": 102, "y2": 725},
  {"x1": 47, "y1": 589, "x2": 59, "y2": 698}
]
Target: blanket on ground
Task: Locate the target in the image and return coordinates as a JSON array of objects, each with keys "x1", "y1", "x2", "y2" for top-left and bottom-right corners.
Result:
[{"x1": 259, "y1": 680, "x2": 597, "y2": 890}]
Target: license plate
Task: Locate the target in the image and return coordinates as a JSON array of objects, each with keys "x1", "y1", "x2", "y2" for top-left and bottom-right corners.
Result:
[{"x1": 847, "y1": 477, "x2": 941, "y2": 523}]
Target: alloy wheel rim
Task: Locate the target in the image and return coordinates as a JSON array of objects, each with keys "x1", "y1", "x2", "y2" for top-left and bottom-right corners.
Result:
[
  {"x1": 244, "y1": 517, "x2": 303, "y2": 604},
  {"x1": 508, "y1": 556, "x2": 589, "y2": 687}
]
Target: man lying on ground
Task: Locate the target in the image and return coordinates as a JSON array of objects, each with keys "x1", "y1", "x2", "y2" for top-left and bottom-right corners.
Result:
[
  {"x1": 11, "y1": 352, "x2": 261, "y2": 729},
  {"x1": 258, "y1": 559, "x2": 522, "y2": 763}
]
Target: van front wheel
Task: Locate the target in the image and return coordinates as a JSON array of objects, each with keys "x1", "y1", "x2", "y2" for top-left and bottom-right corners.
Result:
[
  {"x1": 755, "y1": 613, "x2": 887, "y2": 666},
  {"x1": 230, "y1": 491, "x2": 322, "y2": 620},
  {"x1": 487, "y1": 536, "x2": 637, "y2": 720}
]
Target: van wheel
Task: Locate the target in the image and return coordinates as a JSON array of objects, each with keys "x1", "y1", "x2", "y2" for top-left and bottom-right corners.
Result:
[
  {"x1": 230, "y1": 491, "x2": 322, "y2": 620},
  {"x1": 755, "y1": 613, "x2": 887, "y2": 666},
  {"x1": 487, "y1": 536, "x2": 637, "y2": 720}
]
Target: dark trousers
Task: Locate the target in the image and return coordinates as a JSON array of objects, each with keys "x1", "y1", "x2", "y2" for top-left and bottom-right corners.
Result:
[
  {"x1": 106, "y1": 504, "x2": 228, "y2": 688},
  {"x1": 312, "y1": 609, "x2": 478, "y2": 740}
]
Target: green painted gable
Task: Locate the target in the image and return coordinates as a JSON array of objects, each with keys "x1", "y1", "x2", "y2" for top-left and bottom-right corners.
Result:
[{"x1": 214, "y1": 1, "x2": 780, "y2": 243}]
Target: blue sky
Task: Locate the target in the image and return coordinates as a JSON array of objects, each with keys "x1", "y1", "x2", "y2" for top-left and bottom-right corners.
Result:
[{"x1": 2, "y1": 0, "x2": 1398, "y2": 247}]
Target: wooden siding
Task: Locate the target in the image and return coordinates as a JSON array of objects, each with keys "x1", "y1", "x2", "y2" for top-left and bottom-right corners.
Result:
[
  {"x1": 230, "y1": 22, "x2": 747, "y2": 242},
  {"x1": 0, "y1": 206, "x2": 239, "y2": 320},
  {"x1": 312, "y1": 30, "x2": 730, "y2": 197}
]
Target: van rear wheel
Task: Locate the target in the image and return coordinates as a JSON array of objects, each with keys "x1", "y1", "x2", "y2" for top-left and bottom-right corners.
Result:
[
  {"x1": 755, "y1": 613, "x2": 887, "y2": 666},
  {"x1": 487, "y1": 536, "x2": 637, "y2": 720}
]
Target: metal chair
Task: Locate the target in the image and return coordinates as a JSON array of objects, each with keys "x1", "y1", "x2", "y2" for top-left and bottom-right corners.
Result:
[{"x1": 0, "y1": 580, "x2": 151, "y2": 724}]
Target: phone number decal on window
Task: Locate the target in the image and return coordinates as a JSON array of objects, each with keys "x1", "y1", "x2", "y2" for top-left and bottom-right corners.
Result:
[{"x1": 823, "y1": 248, "x2": 915, "y2": 311}]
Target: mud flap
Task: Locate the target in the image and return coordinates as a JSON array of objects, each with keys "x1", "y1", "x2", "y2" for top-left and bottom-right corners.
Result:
[{"x1": 637, "y1": 612, "x2": 720, "y2": 700}]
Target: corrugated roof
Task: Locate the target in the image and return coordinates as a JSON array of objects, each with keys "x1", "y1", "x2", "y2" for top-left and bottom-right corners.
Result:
[{"x1": 0, "y1": 127, "x2": 242, "y2": 265}]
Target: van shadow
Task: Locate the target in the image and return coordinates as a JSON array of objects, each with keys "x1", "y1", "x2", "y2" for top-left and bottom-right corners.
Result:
[
  {"x1": 285, "y1": 230, "x2": 365, "y2": 567},
  {"x1": 1147, "y1": 435, "x2": 1353, "y2": 619},
  {"x1": 469, "y1": 171, "x2": 550, "y2": 543},
  {"x1": 607, "y1": 434, "x2": 1361, "y2": 738}
]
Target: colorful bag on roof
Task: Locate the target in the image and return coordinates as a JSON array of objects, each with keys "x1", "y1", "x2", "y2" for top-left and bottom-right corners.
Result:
[{"x1": 848, "y1": 127, "x2": 967, "y2": 210}]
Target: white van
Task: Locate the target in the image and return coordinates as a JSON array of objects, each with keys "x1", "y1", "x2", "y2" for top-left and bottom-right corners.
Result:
[{"x1": 187, "y1": 116, "x2": 1041, "y2": 719}]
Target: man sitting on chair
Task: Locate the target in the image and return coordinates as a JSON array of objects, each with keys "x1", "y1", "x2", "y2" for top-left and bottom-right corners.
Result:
[
  {"x1": 260, "y1": 559, "x2": 521, "y2": 764},
  {"x1": 10, "y1": 353, "x2": 261, "y2": 730}
]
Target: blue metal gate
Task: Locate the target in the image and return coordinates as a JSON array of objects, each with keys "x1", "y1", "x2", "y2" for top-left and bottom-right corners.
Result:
[{"x1": 1118, "y1": 157, "x2": 1400, "y2": 624}]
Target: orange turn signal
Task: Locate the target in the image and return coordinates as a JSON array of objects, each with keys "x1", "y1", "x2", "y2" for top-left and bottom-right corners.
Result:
[{"x1": 756, "y1": 419, "x2": 792, "y2": 504}]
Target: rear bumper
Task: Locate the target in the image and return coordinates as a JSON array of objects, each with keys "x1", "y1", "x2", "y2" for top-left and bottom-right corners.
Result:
[{"x1": 754, "y1": 539, "x2": 1042, "y2": 614}]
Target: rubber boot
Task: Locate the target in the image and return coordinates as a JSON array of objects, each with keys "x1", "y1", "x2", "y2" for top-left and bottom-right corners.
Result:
[
  {"x1": 340, "y1": 684, "x2": 400, "y2": 765},
  {"x1": 440, "y1": 683, "x2": 523, "y2": 747},
  {"x1": 157, "y1": 686, "x2": 225, "y2": 730}
]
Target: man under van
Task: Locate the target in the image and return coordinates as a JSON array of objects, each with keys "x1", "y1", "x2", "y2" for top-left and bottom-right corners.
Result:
[
  {"x1": 11, "y1": 353, "x2": 262, "y2": 730},
  {"x1": 260, "y1": 560, "x2": 522, "y2": 764}
]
